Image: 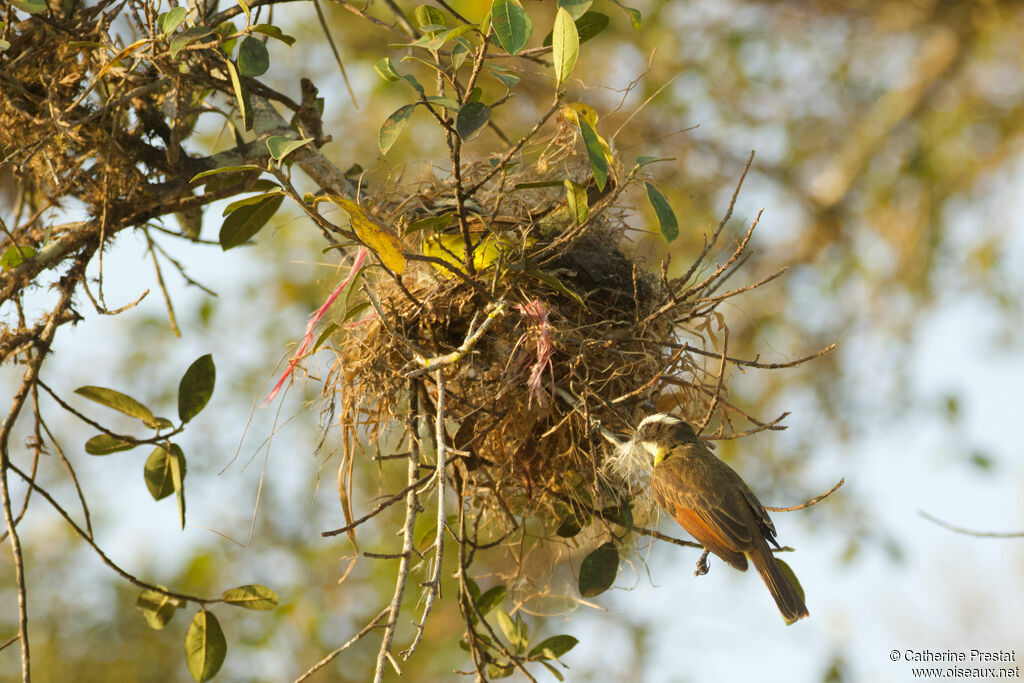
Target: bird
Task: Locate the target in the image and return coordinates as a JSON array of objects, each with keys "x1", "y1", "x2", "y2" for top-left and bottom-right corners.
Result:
[{"x1": 628, "y1": 413, "x2": 809, "y2": 624}]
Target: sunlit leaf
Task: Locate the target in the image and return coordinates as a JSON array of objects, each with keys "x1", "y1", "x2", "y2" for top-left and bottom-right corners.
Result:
[
  {"x1": 189, "y1": 165, "x2": 262, "y2": 184},
  {"x1": 374, "y1": 57, "x2": 401, "y2": 81},
  {"x1": 552, "y1": 8, "x2": 579, "y2": 88},
  {"x1": 330, "y1": 197, "x2": 406, "y2": 274},
  {"x1": 378, "y1": 104, "x2": 415, "y2": 156},
  {"x1": 528, "y1": 634, "x2": 579, "y2": 660},
  {"x1": 145, "y1": 445, "x2": 177, "y2": 500},
  {"x1": 169, "y1": 444, "x2": 187, "y2": 529},
  {"x1": 490, "y1": 0, "x2": 532, "y2": 55},
  {"x1": 266, "y1": 135, "x2": 313, "y2": 162},
  {"x1": 169, "y1": 26, "x2": 215, "y2": 59},
  {"x1": 563, "y1": 179, "x2": 588, "y2": 224},
  {"x1": 1, "y1": 245, "x2": 36, "y2": 270},
  {"x1": 185, "y1": 610, "x2": 226, "y2": 682},
  {"x1": 75, "y1": 385, "x2": 157, "y2": 427},
  {"x1": 158, "y1": 7, "x2": 188, "y2": 35},
  {"x1": 250, "y1": 24, "x2": 296, "y2": 45},
  {"x1": 85, "y1": 434, "x2": 137, "y2": 455},
  {"x1": 221, "y1": 584, "x2": 279, "y2": 610},
  {"x1": 137, "y1": 588, "x2": 177, "y2": 630},
  {"x1": 224, "y1": 58, "x2": 253, "y2": 130}
]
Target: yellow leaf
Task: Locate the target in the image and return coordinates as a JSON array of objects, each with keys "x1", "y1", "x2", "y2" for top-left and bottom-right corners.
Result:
[
  {"x1": 563, "y1": 103, "x2": 615, "y2": 173},
  {"x1": 329, "y1": 197, "x2": 406, "y2": 275},
  {"x1": 562, "y1": 102, "x2": 598, "y2": 128}
]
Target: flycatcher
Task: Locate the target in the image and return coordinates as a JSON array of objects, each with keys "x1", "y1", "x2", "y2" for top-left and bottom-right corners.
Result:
[{"x1": 630, "y1": 413, "x2": 809, "y2": 624}]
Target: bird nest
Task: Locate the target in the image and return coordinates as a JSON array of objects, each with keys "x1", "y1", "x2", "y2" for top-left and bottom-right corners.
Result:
[{"x1": 318, "y1": 147, "x2": 783, "y2": 579}]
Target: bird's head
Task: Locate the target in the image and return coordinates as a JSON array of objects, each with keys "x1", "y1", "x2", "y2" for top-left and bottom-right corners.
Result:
[{"x1": 633, "y1": 413, "x2": 700, "y2": 466}]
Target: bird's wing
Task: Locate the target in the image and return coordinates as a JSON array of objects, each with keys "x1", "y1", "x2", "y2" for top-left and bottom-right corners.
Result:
[{"x1": 651, "y1": 465, "x2": 748, "y2": 570}]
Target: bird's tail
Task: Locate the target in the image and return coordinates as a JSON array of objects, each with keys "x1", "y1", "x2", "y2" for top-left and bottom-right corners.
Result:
[{"x1": 748, "y1": 542, "x2": 809, "y2": 625}]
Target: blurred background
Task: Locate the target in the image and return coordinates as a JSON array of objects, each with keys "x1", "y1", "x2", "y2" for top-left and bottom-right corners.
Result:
[{"x1": 2, "y1": 0, "x2": 1023, "y2": 681}]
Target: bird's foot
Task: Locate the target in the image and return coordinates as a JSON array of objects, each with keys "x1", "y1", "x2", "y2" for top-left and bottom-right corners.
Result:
[{"x1": 694, "y1": 549, "x2": 710, "y2": 577}]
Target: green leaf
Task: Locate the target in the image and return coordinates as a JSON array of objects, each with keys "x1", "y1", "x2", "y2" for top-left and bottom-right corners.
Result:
[
  {"x1": 378, "y1": 104, "x2": 416, "y2": 156},
  {"x1": 158, "y1": 7, "x2": 188, "y2": 35},
  {"x1": 490, "y1": 0, "x2": 532, "y2": 55},
  {"x1": 85, "y1": 434, "x2": 138, "y2": 455},
  {"x1": 475, "y1": 585, "x2": 506, "y2": 616},
  {"x1": 494, "y1": 609, "x2": 527, "y2": 649},
  {"x1": 75, "y1": 385, "x2": 158, "y2": 427},
  {"x1": 601, "y1": 502, "x2": 633, "y2": 534},
  {"x1": 415, "y1": 4, "x2": 447, "y2": 29},
  {"x1": 563, "y1": 179, "x2": 588, "y2": 224},
  {"x1": 578, "y1": 119, "x2": 608, "y2": 192},
  {"x1": 645, "y1": 182, "x2": 678, "y2": 242},
  {"x1": 221, "y1": 584, "x2": 279, "y2": 610},
  {"x1": 624, "y1": 5, "x2": 642, "y2": 31},
  {"x1": 578, "y1": 541, "x2": 618, "y2": 597},
  {"x1": 523, "y1": 269, "x2": 587, "y2": 309},
  {"x1": 455, "y1": 101, "x2": 491, "y2": 141},
  {"x1": 189, "y1": 165, "x2": 262, "y2": 184},
  {"x1": 237, "y1": 36, "x2": 269, "y2": 77},
  {"x1": 169, "y1": 26, "x2": 216, "y2": 60},
  {"x1": 11, "y1": 0, "x2": 47, "y2": 14},
  {"x1": 219, "y1": 193, "x2": 284, "y2": 249},
  {"x1": 492, "y1": 70, "x2": 520, "y2": 88},
  {"x1": 266, "y1": 135, "x2": 314, "y2": 162},
  {"x1": 406, "y1": 213, "x2": 455, "y2": 234},
  {"x1": 558, "y1": 0, "x2": 592, "y2": 20},
  {"x1": 137, "y1": 588, "x2": 178, "y2": 630},
  {"x1": 424, "y1": 96, "x2": 461, "y2": 111},
  {"x1": 541, "y1": 661, "x2": 565, "y2": 681},
  {"x1": 250, "y1": 24, "x2": 296, "y2": 46},
  {"x1": 635, "y1": 155, "x2": 675, "y2": 168},
  {"x1": 774, "y1": 558, "x2": 806, "y2": 604},
  {"x1": 528, "y1": 634, "x2": 579, "y2": 661},
  {"x1": 1, "y1": 245, "x2": 36, "y2": 270},
  {"x1": 221, "y1": 189, "x2": 284, "y2": 216},
  {"x1": 178, "y1": 354, "x2": 216, "y2": 423},
  {"x1": 145, "y1": 445, "x2": 176, "y2": 500},
  {"x1": 170, "y1": 444, "x2": 187, "y2": 529},
  {"x1": 224, "y1": 58, "x2": 253, "y2": 130},
  {"x1": 552, "y1": 8, "x2": 579, "y2": 88},
  {"x1": 374, "y1": 57, "x2": 401, "y2": 82},
  {"x1": 487, "y1": 662, "x2": 516, "y2": 679},
  {"x1": 574, "y1": 11, "x2": 609, "y2": 43},
  {"x1": 185, "y1": 610, "x2": 227, "y2": 682},
  {"x1": 452, "y1": 39, "x2": 471, "y2": 69},
  {"x1": 543, "y1": 11, "x2": 609, "y2": 47}
]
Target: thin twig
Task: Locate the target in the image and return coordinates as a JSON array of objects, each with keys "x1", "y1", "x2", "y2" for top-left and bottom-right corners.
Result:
[
  {"x1": 401, "y1": 369, "x2": 448, "y2": 659},
  {"x1": 294, "y1": 607, "x2": 390, "y2": 683},
  {"x1": 321, "y1": 473, "x2": 433, "y2": 537},
  {"x1": 918, "y1": 511, "x2": 1024, "y2": 538},
  {"x1": 373, "y1": 385, "x2": 422, "y2": 683},
  {"x1": 764, "y1": 478, "x2": 844, "y2": 512},
  {"x1": 696, "y1": 325, "x2": 728, "y2": 434}
]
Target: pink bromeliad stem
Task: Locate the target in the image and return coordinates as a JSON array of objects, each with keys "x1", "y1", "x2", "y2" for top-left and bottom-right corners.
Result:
[{"x1": 264, "y1": 247, "x2": 368, "y2": 403}]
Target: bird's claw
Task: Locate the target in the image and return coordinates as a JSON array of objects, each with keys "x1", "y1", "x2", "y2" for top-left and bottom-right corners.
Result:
[{"x1": 694, "y1": 549, "x2": 710, "y2": 577}]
